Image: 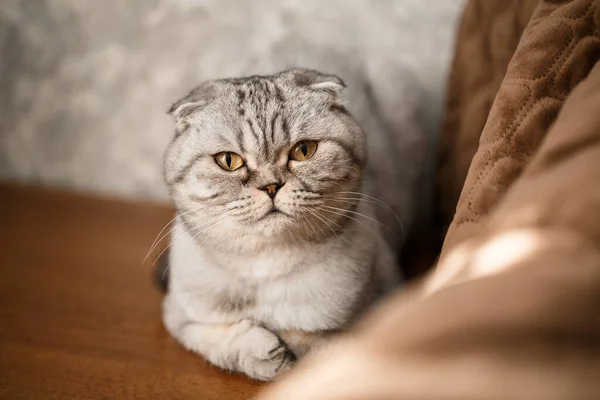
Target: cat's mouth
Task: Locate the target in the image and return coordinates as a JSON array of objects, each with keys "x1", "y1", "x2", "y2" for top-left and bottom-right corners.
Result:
[{"x1": 260, "y1": 206, "x2": 289, "y2": 220}]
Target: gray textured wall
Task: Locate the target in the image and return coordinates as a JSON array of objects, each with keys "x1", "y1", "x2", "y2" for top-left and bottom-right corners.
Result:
[{"x1": 0, "y1": 0, "x2": 465, "y2": 202}]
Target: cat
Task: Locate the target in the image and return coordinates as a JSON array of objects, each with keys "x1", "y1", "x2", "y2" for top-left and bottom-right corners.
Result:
[{"x1": 161, "y1": 68, "x2": 409, "y2": 381}]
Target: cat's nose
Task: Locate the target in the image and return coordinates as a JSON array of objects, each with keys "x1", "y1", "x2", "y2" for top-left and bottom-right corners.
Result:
[{"x1": 259, "y1": 182, "x2": 281, "y2": 199}]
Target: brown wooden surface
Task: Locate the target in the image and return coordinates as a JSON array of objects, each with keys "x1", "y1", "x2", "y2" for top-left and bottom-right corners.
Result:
[{"x1": 0, "y1": 183, "x2": 262, "y2": 399}]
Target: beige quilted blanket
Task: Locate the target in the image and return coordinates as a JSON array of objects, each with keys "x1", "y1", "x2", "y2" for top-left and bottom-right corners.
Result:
[{"x1": 258, "y1": 0, "x2": 600, "y2": 398}]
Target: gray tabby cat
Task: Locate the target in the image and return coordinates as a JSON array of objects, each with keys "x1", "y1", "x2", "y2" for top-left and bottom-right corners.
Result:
[{"x1": 162, "y1": 68, "x2": 404, "y2": 381}]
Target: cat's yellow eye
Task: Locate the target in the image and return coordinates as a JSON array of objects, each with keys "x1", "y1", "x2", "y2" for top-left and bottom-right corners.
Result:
[
  {"x1": 289, "y1": 140, "x2": 318, "y2": 161},
  {"x1": 215, "y1": 152, "x2": 245, "y2": 171}
]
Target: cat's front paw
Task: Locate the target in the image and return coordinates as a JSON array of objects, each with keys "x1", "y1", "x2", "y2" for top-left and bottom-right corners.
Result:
[{"x1": 236, "y1": 324, "x2": 296, "y2": 381}]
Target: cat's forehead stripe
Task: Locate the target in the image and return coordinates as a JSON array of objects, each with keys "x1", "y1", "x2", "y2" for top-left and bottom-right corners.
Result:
[
  {"x1": 233, "y1": 77, "x2": 291, "y2": 162},
  {"x1": 269, "y1": 112, "x2": 279, "y2": 143}
]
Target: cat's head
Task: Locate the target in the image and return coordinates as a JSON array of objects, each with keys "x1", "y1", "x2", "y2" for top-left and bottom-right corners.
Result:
[{"x1": 164, "y1": 68, "x2": 367, "y2": 249}]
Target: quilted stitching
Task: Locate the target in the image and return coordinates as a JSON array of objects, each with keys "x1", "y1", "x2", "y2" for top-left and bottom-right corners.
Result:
[
  {"x1": 435, "y1": 0, "x2": 537, "y2": 239},
  {"x1": 440, "y1": 0, "x2": 600, "y2": 254}
]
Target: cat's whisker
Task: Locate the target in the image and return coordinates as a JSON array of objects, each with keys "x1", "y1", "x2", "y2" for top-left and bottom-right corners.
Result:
[
  {"x1": 161, "y1": 259, "x2": 171, "y2": 280},
  {"x1": 196, "y1": 212, "x2": 237, "y2": 247},
  {"x1": 302, "y1": 212, "x2": 321, "y2": 241},
  {"x1": 141, "y1": 205, "x2": 211, "y2": 267},
  {"x1": 326, "y1": 197, "x2": 399, "y2": 233},
  {"x1": 314, "y1": 205, "x2": 391, "y2": 242},
  {"x1": 188, "y1": 210, "x2": 235, "y2": 240},
  {"x1": 298, "y1": 215, "x2": 312, "y2": 241},
  {"x1": 151, "y1": 209, "x2": 234, "y2": 266},
  {"x1": 302, "y1": 207, "x2": 338, "y2": 240},
  {"x1": 336, "y1": 191, "x2": 401, "y2": 217},
  {"x1": 328, "y1": 192, "x2": 406, "y2": 242},
  {"x1": 312, "y1": 208, "x2": 360, "y2": 251},
  {"x1": 296, "y1": 191, "x2": 399, "y2": 235},
  {"x1": 324, "y1": 198, "x2": 360, "y2": 206},
  {"x1": 308, "y1": 212, "x2": 327, "y2": 239},
  {"x1": 283, "y1": 223, "x2": 294, "y2": 239},
  {"x1": 291, "y1": 189, "x2": 403, "y2": 239},
  {"x1": 151, "y1": 215, "x2": 219, "y2": 267},
  {"x1": 146, "y1": 206, "x2": 231, "y2": 262},
  {"x1": 319, "y1": 204, "x2": 400, "y2": 240},
  {"x1": 314, "y1": 205, "x2": 379, "y2": 240}
]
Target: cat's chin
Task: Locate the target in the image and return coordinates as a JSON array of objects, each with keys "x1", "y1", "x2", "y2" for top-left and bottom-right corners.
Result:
[{"x1": 255, "y1": 210, "x2": 294, "y2": 238}]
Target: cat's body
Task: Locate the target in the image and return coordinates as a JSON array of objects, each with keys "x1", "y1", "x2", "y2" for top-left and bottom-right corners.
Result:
[
  {"x1": 162, "y1": 69, "x2": 411, "y2": 381},
  {"x1": 164, "y1": 206, "x2": 396, "y2": 379}
]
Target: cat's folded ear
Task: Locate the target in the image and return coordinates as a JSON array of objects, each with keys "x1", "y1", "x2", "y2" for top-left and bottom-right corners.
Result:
[
  {"x1": 168, "y1": 81, "x2": 216, "y2": 121},
  {"x1": 281, "y1": 68, "x2": 346, "y2": 97}
]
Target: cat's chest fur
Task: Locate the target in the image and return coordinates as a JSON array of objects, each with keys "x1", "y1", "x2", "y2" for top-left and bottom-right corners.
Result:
[{"x1": 169, "y1": 223, "x2": 378, "y2": 331}]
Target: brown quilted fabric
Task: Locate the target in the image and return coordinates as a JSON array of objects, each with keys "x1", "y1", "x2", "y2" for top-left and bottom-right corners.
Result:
[
  {"x1": 441, "y1": 0, "x2": 600, "y2": 254},
  {"x1": 436, "y1": 0, "x2": 538, "y2": 239},
  {"x1": 257, "y1": 1, "x2": 600, "y2": 399}
]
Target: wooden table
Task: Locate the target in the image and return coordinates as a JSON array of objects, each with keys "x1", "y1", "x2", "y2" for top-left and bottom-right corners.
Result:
[{"x1": 0, "y1": 183, "x2": 262, "y2": 399}]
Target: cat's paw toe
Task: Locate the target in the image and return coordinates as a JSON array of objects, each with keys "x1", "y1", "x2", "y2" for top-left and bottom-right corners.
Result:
[
  {"x1": 246, "y1": 345, "x2": 295, "y2": 381},
  {"x1": 239, "y1": 327, "x2": 296, "y2": 381}
]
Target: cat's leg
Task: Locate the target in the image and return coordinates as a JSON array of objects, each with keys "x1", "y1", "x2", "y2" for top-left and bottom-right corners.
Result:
[{"x1": 163, "y1": 295, "x2": 294, "y2": 381}]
